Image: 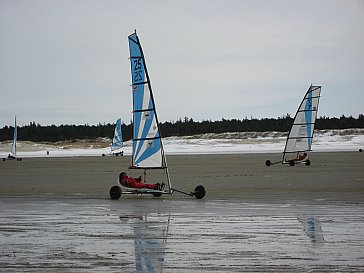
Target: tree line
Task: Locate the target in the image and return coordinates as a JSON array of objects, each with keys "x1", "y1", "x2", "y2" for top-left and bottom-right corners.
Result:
[{"x1": 0, "y1": 114, "x2": 363, "y2": 142}]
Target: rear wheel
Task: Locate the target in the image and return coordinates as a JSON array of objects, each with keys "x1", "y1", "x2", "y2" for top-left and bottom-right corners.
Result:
[
  {"x1": 153, "y1": 192, "x2": 162, "y2": 197},
  {"x1": 305, "y1": 159, "x2": 311, "y2": 166},
  {"x1": 110, "y1": 186, "x2": 122, "y2": 200},
  {"x1": 289, "y1": 160, "x2": 295, "y2": 166},
  {"x1": 194, "y1": 185, "x2": 206, "y2": 199},
  {"x1": 265, "y1": 160, "x2": 271, "y2": 166}
]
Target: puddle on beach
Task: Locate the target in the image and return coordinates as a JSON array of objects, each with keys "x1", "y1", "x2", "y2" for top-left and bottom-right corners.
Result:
[{"x1": 0, "y1": 198, "x2": 363, "y2": 272}]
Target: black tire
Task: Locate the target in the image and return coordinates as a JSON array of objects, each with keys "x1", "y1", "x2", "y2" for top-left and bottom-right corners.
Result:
[
  {"x1": 153, "y1": 192, "x2": 162, "y2": 197},
  {"x1": 110, "y1": 186, "x2": 121, "y2": 200},
  {"x1": 2, "y1": 158, "x2": 5, "y2": 161},
  {"x1": 194, "y1": 185, "x2": 206, "y2": 199},
  {"x1": 102, "y1": 154, "x2": 105, "y2": 156},
  {"x1": 265, "y1": 160, "x2": 271, "y2": 166},
  {"x1": 359, "y1": 149, "x2": 363, "y2": 152},
  {"x1": 305, "y1": 159, "x2": 311, "y2": 166},
  {"x1": 289, "y1": 160, "x2": 295, "y2": 166}
]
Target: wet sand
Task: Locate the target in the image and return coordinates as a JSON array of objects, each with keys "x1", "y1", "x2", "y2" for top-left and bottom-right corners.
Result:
[
  {"x1": 0, "y1": 152, "x2": 363, "y2": 272},
  {"x1": 0, "y1": 198, "x2": 363, "y2": 272},
  {"x1": 0, "y1": 152, "x2": 363, "y2": 202}
]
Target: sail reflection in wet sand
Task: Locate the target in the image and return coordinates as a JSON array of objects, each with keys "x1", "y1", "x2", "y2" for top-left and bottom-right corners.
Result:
[
  {"x1": 119, "y1": 214, "x2": 169, "y2": 272},
  {"x1": 299, "y1": 216, "x2": 324, "y2": 243}
]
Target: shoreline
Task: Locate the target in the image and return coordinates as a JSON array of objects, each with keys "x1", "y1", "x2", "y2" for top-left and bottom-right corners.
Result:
[{"x1": 1, "y1": 147, "x2": 363, "y2": 158}]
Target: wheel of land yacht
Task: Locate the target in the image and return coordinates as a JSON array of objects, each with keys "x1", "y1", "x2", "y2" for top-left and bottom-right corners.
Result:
[
  {"x1": 110, "y1": 186, "x2": 122, "y2": 200},
  {"x1": 305, "y1": 159, "x2": 311, "y2": 166},
  {"x1": 359, "y1": 149, "x2": 363, "y2": 152},
  {"x1": 153, "y1": 192, "x2": 162, "y2": 197},
  {"x1": 193, "y1": 185, "x2": 206, "y2": 199},
  {"x1": 265, "y1": 160, "x2": 271, "y2": 166},
  {"x1": 2, "y1": 158, "x2": 5, "y2": 161},
  {"x1": 289, "y1": 160, "x2": 295, "y2": 166}
]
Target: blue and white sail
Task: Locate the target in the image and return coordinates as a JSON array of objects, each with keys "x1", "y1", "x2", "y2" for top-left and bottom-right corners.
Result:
[
  {"x1": 283, "y1": 85, "x2": 321, "y2": 159},
  {"x1": 111, "y1": 118, "x2": 123, "y2": 152},
  {"x1": 11, "y1": 116, "x2": 17, "y2": 157},
  {"x1": 128, "y1": 31, "x2": 165, "y2": 169}
]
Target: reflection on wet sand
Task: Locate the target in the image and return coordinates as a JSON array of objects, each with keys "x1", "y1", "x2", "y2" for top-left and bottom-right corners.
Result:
[
  {"x1": 119, "y1": 214, "x2": 169, "y2": 272},
  {"x1": 299, "y1": 216, "x2": 324, "y2": 243},
  {"x1": 0, "y1": 198, "x2": 363, "y2": 272}
]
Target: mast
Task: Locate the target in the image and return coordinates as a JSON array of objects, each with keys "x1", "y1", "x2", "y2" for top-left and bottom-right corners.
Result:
[
  {"x1": 282, "y1": 85, "x2": 321, "y2": 161},
  {"x1": 11, "y1": 116, "x2": 17, "y2": 157}
]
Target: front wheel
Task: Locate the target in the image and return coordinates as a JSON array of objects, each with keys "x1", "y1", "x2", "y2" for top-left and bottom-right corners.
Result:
[
  {"x1": 305, "y1": 159, "x2": 311, "y2": 166},
  {"x1": 110, "y1": 186, "x2": 122, "y2": 200},
  {"x1": 193, "y1": 185, "x2": 206, "y2": 199},
  {"x1": 265, "y1": 160, "x2": 271, "y2": 166}
]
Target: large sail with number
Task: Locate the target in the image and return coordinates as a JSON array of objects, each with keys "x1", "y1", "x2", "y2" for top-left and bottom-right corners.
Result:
[
  {"x1": 128, "y1": 32, "x2": 165, "y2": 169},
  {"x1": 111, "y1": 118, "x2": 123, "y2": 153}
]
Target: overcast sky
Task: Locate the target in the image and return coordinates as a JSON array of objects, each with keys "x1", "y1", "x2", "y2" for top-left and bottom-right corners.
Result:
[{"x1": 1, "y1": 0, "x2": 363, "y2": 127}]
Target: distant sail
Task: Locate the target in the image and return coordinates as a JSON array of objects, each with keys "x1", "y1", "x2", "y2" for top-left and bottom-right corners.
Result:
[
  {"x1": 111, "y1": 118, "x2": 123, "y2": 152},
  {"x1": 283, "y1": 85, "x2": 321, "y2": 159},
  {"x1": 128, "y1": 32, "x2": 165, "y2": 169},
  {"x1": 11, "y1": 116, "x2": 17, "y2": 157}
]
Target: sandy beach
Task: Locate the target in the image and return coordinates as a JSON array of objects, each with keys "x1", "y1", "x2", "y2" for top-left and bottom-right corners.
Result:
[
  {"x1": 0, "y1": 152, "x2": 363, "y2": 202},
  {"x1": 1, "y1": 152, "x2": 363, "y2": 272}
]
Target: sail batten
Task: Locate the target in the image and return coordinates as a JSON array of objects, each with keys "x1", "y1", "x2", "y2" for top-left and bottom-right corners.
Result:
[
  {"x1": 134, "y1": 109, "x2": 154, "y2": 113},
  {"x1": 135, "y1": 137, "x2": 161, "y2": 141},
  {"x1": 283, "y1": 85, "x2": 321, "y2": 160}
]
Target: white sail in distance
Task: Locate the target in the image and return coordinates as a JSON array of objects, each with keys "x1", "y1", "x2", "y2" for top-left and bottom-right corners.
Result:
[
  {"x1": 283, "y1": 85, "x2": 321, "y2": 159},
  {"x1": 11, "y1": 116, "x2": 17, "y2": 157}
]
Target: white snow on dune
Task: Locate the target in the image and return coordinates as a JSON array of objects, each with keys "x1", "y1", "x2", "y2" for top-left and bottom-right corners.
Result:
[{"x1": 0, "y1": 129, "x2": 363, "y2": 158}]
